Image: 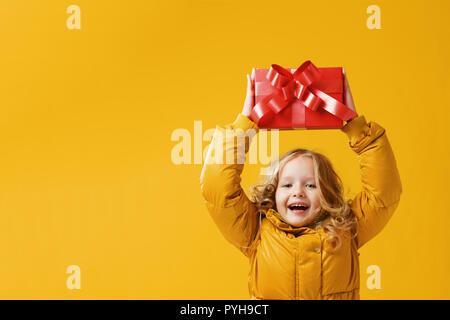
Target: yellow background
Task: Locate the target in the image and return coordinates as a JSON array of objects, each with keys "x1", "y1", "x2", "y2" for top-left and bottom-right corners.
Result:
[{"x1": 0, "y1": 0, "x2": 449, "y2": 299}]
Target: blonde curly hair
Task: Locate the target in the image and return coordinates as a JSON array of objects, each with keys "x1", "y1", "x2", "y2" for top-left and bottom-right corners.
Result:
[{"x1": 250, "y1": 148, "x2": 357, "y2": 252}]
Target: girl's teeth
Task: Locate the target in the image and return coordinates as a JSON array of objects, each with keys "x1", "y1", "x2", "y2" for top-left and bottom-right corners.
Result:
[{"x1": 290, "y1": 205, "x2": 308, "y2": 210}]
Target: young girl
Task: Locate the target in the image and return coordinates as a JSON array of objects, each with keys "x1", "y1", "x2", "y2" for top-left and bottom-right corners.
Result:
[{"x1": 200, "y1": 70, "x2": 402, "y2": 300}]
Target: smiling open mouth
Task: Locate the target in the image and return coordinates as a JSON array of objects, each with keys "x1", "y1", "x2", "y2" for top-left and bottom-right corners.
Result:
[{"x1": 288, "y1": 204, "x2": 309, "y2": 213}]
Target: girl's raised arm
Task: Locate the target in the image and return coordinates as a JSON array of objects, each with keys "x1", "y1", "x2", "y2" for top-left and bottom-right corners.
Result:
[
  {"x1": 199, "y1": 73, "x2": 260, "y2": 257},
  {"x1": 341, "y1": 116, "x2": 402, "y2": 248},
  {"x1": 340, "y1": 70, "x2": 402, "y2": 249}
]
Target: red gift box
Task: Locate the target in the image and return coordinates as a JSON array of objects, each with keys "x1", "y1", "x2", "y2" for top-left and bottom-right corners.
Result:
[{"x1": 249, "y1": 61, "x2": 357, "y2": 129}]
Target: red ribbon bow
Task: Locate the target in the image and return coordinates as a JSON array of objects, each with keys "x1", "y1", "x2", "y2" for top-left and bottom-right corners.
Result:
[{"x1": 249, "y1": 61, "x2": 357, "y2": 126}]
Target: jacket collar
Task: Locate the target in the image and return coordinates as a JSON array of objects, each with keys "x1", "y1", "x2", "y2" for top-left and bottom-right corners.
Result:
[{"x1": 265, "y1": 208, "x2": 329, "y2": 236}]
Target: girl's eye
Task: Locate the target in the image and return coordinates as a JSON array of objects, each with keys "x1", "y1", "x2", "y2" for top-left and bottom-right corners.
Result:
[
  {"x1": 282, "y1": 184, "x2": 292, "y2": 188},
  {"x1": 306, "y1": 184, "x2": 316, "y2": 188}
]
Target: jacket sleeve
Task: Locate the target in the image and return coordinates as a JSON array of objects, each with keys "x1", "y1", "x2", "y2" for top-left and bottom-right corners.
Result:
[
  {"x1": 200, "y1": 113, "x2": 260, "y2": 257},
  {"x1": 341, "y1": 115, "x2": 402, "y2": 249}
]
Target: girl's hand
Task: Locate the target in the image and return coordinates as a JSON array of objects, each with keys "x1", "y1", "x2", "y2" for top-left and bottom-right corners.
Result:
[
  {"x1": 343, "y1": 68, "x2": 358, "y2": 119},
  {"x1": 241, "y1": 68, "x2": 255, "y2": 118}
]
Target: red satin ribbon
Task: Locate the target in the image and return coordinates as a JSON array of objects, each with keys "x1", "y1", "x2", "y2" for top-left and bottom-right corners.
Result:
[{"x1": 249, "y1": 61, "x2": 357, "y2": 127}]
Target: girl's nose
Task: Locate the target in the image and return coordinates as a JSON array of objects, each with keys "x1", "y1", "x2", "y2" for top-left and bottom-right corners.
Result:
[{"x1": 292, "y1": 187, "x2": 306, "y2": 198}]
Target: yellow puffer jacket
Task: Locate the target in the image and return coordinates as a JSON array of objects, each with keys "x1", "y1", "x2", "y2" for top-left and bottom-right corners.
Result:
[{"x1": 200, "y1": 113, "x2": 402, "y2": 300}]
